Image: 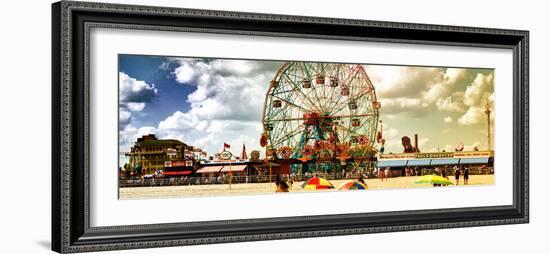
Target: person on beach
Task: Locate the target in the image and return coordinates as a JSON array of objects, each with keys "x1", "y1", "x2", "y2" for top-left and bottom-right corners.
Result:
[
  {"x1": 384, "y1": 167, "x2": 390, "y2": 181},
  {"x1": 464, "y1": 167, "x2": 470, "y2": 185},
  {"x1": 275, "y1": 174, "x2": 289, "y2": 192},
  {"x1": 288, "y1": 174, "x2": 294, "y2": 190},
  {"x1": 378, "y1": 167, "x2": 385, "y2": 181},
  {"x1": 454, "y1": 165, "x2": 461, "y2": 185},
  {"x1": 440, "y1": 167, "x2": 448, "y2": 187},
  {"x1": 433, "y1": 167, "x2": 441, "y2": 187}
]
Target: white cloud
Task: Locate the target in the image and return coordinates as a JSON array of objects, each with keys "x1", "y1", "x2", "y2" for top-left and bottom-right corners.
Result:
[
  {"x1": 173, "y1": 59, "x2": 206, "y2": 84},
  {"x1": 379, "y1": 97, "x2": 427, "y2": 116},
  {"x1": 423, "y1": 68, "x2": 467, "y2": 104},
  {"x1": 119, "y1": 110, "x2": 131, "y2": 127},
  {"x1": 366, "y1": 66, "x2": 442, "y2": 99},
  {"x1": 464, "y1": 73, "x2": 493, "y2": 107},
  {"x1": 369, "y1": 66, "x2": 473, "y2": 118},
  {"x1": 159, "y1": 61, "x2": 171, "y2": 70},
  {"x1": 435, "y1": 92, "x2": 465, "y2": 112},
  {"x1": 118, "y1": 72, "x2": 158, "y2": 129},
  {"x1": 119, "y1": 72, "x2": 157, "y2": 103},
  {"x1": 172, "y1": 58, "x2": 277, "y2": 122},
  {"x1": 210, "y1": 59, "x2": 256, "y2": 76},
  {"x1": 443, "y1": 116, "x2": 453, "y2": 123},
  {"x1": 458, "y1": 73, "x2": 494, "y2": 126},
  {"x1": 458, "y1": 106, "x2": 486, "y2": 125},
  {"x1": 126, "y1": 102, "x2": 146, "y2": 112},
  {"x1": 158, "y1": 110, "x2": 208, "y2": 132}
]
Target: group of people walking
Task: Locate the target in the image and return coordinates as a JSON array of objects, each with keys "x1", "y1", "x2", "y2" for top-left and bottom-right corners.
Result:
[
  {"x1": 375, "y1": 167, "x2": 391, "y2": 181},
  {"x1": 453, "y1": 165, "x2": 469, "y2": 185},
  {"x1": 434, "y1": 165, "x2": 470, "y2": 185}
]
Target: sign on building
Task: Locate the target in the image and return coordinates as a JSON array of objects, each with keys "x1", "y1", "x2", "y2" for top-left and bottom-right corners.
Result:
[
  {"x1": 171, "y1": 161, "x2": 186, "y2": 167},
  {"x1": 415, "y1": 152, "x2": 454, "y2": 159},
  {"x1": 221, "y1": 151, "x2": 232, "y2": 160},
  {"x1": 166, "y1": 148, "x2": 177, "y2": 156}
]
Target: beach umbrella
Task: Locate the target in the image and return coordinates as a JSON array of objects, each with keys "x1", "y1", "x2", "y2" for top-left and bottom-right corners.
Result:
[
  {"x1": 302, "y1": 177, "x2": 334, "y2": 190},
  {"x1": 415, "y1": 175, "x2": 453, "y2": 185},
  {"x1": 339, "y1": 180, "x2": 368, "y2": 190}
]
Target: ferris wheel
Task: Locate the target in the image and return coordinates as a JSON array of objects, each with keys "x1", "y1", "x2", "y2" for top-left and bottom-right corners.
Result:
[{"x1": 261, "y1": 62, "x2": 381, "y2": 170}]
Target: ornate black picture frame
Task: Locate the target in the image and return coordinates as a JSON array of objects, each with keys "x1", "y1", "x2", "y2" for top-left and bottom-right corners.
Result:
[{"x1": 52, "y1": 1, "x2": 529, "y2": 253}]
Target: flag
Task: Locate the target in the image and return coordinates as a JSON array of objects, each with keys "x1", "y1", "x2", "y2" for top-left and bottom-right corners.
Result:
[
  {"x1": 223, "y1": 143, "x2": 230, "y2": 151},
  {"x1": 241, "y1": 143, "x2": 247, "y2": 160}
]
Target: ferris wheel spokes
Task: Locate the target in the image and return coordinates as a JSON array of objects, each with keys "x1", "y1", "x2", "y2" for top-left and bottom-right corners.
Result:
[
  {"x1": 279, "y1": 72, "x2": 322, "y2": 112},
  {"x1": 263, "y1": 62, "x2": 380, "y2": 165}
]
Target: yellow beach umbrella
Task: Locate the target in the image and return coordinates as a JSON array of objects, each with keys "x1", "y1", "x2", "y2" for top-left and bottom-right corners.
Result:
[{"x1": 415, "y1": 175, "x2": 453, "y2": 185}]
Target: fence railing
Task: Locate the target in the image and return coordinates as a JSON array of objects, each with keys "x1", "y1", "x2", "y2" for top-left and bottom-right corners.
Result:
[
  {"x1": 120, "y1": 174, "x2": 339, "y2": 188},
  {"x1": 120, "y1": 167, "x2": 493, "y2": 187}
]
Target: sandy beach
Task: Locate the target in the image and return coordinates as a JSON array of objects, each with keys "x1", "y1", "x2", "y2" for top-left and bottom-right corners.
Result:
[{"x1": 120, "y1": 174, "x2": 494, "y2": 199}]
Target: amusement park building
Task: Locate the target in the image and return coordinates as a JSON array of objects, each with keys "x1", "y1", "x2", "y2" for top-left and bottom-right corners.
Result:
[
  {"x1": 377, "y1": 151, "x2": 494, "y2": 175},
  {"x1": 126, "y1": 134, "x2": 194, "y2": 172}
]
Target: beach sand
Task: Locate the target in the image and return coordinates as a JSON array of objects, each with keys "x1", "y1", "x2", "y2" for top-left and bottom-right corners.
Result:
[{"x1": 119, "y1": 174, "x2": 495, "y2": 200}]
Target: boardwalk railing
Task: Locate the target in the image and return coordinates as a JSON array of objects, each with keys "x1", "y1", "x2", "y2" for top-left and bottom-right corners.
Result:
[{"x1": 120, "y1": 167, "x2": 493, "y2": 188}]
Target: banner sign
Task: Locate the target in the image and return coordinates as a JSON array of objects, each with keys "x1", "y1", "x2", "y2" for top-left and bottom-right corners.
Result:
[
  {"x1": 172, "y1": 161, "x2": 187, "y2": 167},
  {"x1": 414, "y1": 152, "x2": 454, "y2": 159}
]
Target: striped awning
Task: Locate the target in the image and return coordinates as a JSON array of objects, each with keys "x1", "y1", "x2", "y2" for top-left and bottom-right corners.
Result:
[
  {"x1": 196, "y1": 165, "x2": 223, "y2": 173},
  {"x1": 220, "y1": 165, "x2": 247, "y2": 172},
  {"x1": 430, "y1": 158, "x2": 459, "y2": 166},
  {"x1": 377, "y1": 160, "x2": 407, "y2": 167},
  {"x1": 459, "y1": 157, "x2": 490, "y2": 164},
  {"x1": 406, "y1": 159, "x2": 431, "y2": 166}
]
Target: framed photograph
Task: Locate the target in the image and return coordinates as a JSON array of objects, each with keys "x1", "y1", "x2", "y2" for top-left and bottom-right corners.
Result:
[{"x1": 52, "y1": 1, "x2": 529, "y2": 253}]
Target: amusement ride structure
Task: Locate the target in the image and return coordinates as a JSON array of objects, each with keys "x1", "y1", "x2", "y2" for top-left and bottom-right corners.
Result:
[{"x1": 261, "y1": 62, "x2": 382, "y2": 173}]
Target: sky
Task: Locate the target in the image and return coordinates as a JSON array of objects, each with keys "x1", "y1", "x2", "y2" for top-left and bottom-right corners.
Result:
[{"x1": 118, "y1": 55, "x2": 494, "y2": 166}]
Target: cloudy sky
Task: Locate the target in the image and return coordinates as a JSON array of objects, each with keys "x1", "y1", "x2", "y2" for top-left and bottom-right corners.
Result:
[{"x1": 118, "y1": 55, "x2": 494, "y2": 166}]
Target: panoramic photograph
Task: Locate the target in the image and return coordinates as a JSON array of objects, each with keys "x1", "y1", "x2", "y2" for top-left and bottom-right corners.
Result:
[{"x1": 117, "y1": 54, "x2": 495, "y2": 199}]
